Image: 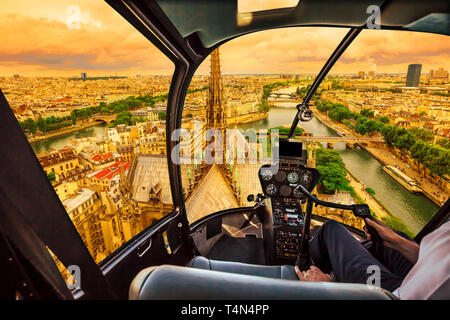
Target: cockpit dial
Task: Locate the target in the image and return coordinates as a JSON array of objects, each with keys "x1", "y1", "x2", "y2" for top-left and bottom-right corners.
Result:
[
  {"x1": 265, "y1": 184, "x2": 278, "y2": 196},
  {"x1": 280, "y1": 185, "x2": 292, "y2": 197},
  {"x1": 275, "y1": 170, "x2": 286, "y2": 182},
  {"x1": 301, "y1": 171, "x2": 313, "y2": 184},
  {"x1": 261, "y1": 168, "x2": 274, "y2": 181},
  {"x1": 293, "y1": 187, "x2": 304, "y2": 198},
  {"x1": 287, "y1": 171, "x2": 299, "y2": 184}
]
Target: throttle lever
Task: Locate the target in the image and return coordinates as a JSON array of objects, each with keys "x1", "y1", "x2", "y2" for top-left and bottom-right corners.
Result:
[{"x1": 351, "y1": 204, "x2": 383, "y2": 243}]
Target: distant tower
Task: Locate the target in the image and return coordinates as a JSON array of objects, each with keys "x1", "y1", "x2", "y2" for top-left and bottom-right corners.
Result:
[
  {"x1": 406, "y1": 64, "x2": 422, "y2": 87},
  {"x1": 206, "y1": 48, "x2": 227, "y2": 130}
]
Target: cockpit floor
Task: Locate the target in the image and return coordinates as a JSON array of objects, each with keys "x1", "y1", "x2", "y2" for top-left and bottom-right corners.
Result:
[{"x1": 206, "y1": 234, "x2": 266, "y2": 265}]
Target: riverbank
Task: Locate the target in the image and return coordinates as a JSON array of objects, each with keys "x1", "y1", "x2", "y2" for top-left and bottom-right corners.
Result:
[
  {"x1": 227, "y1": 111, "x2": 268, "y2": 125},
  {"x1": 311, "y1": 105, "x2": 447, "y2": 206},
  {"x1": 363, "y1": 146, "x2": 448, "y2": 206},
  {"x1": 28, "y1": 121, "x2": 104, "y2": 143}
]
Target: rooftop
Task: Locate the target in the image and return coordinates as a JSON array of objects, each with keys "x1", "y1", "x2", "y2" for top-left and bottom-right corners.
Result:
[{"x1": 62, "y1": 188, "x2": 96, "y2": 213}]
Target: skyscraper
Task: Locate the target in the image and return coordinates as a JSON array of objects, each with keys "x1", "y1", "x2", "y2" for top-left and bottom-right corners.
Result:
[{"x1": 406, "y1": 64, "x2": 422, "y2": 87}]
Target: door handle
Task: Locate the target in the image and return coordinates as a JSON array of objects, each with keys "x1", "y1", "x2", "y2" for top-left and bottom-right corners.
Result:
[{"x1": 137, "y1": 238, "x2": 152, "y2": 258}]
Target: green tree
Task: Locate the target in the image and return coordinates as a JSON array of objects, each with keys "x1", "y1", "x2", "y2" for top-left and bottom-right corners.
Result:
[
  {"x1": 158, "y1": 111, "x2": 167, "y2": 120},
  {"x1": 379, "y1": 116, "x2": 390, "y2": 124},
  {"x1": 436, "y1": 138, "x2": 450, "y2": 149},
  {"x1": 316, "y1": 162, "x2": 349, "y2": 194},
  {"x1": 393, "y1": 130, "x2": 417, "y2": 159},
  {"x1": 410, "y1": 127, "x2": 434, "y2": 143},
  {"x1": 37, "y1": 116, "x2": 47, "y2": 132},
  {"x1": 315, "y1": 148, "x2": 345, "y2": 168},
  {"x1": 360, "y1": 109, "x2": 375, "y2": 118},
  {"x1": 47, "y1": 172, "x2": 56, "y2": 182}
]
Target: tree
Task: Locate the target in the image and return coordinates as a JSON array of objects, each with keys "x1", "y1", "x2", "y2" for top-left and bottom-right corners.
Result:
[
  {"x1": 360, "y1": 109, "x2": 375, "y2": 118},
  {"x1": 379, "y1": 116, "x2": 390, "y2": 124},
  {"x1": 37, "y1": 116, "x2": 47, "y2": 132},
  {"x1": 393, "y1": 130, "x2": 417, "y2": 159},
  {"x1": 100, "y1": 107, "x2": 110, "y2": 114},
  {"x1": 315, "y1": 149, "x2": 345, "y2": 168},
  {"x1": 410, "y1": 140, "x2": 431, "y2": 174},
  {"x1": 436, "y1": 138, "x2": 450, "y2": 149},
  {"x1": 47, "y1": 172, "x2": 56, "y2": 182},
  {"x1": 410, "y1": 127, "x2": 434, "y2": 143},
  {"x1": 316, "y1": 163, "x2": 349, "y2": 194},
  {"x1": 258, "y1": 99, "x2": 270, "y2": 112},
  {"x1": 23, "y1": 118, "x2": 37, "y2": 134},
  {"x1": 158, "y1": 111, "x2": 167, "y2": 120}
]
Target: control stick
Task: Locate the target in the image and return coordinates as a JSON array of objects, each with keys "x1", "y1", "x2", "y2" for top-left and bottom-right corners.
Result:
[
  {"x1": 247, "y1": 193, "x2": 265, "y2": 208},
  {"x1": 293, "y1": 184, "x2": 382, "y2": 242}
]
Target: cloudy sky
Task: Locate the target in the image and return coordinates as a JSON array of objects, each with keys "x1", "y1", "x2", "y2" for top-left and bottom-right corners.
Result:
[{"x1": 0, "y1": 0, "x2": 449, "y2": 77}]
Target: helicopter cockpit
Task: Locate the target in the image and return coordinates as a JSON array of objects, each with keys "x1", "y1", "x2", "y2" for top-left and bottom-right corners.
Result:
[{"x1": 0, "y1": 0, "x2": 449, "y2": 301}]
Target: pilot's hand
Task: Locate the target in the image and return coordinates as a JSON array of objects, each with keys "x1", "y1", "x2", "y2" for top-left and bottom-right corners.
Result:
[
  {"x1": 365, "y1": 218, "x2": 400, "y2": 249},
  {"x1": 295, "y1": 265, "x2": 333, "y2": 282}
]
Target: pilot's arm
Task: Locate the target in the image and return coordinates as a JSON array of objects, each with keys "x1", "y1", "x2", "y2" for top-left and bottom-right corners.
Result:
[{"x1": 365, "y1": 218, "x2": 419, "y2": 264}]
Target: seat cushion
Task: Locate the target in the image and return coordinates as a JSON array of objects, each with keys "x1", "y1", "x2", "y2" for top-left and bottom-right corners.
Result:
[
  {"x1": 187, "y1": 256, "x2": 298, "y2": 280},
  {"x1": 129, "y1": 265, "x2": 396, "y2": 300}
]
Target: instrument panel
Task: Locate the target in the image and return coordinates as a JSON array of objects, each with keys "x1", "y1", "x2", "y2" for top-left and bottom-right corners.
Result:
[
  {"x1": 258, "y1": 163, "x2": 319, "y2": 261},
  {"x1": 259, "y1": 164, "x2": 319, "y2": 200}
]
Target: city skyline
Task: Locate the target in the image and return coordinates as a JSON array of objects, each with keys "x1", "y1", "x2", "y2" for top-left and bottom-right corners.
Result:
[{"x1": 1, "y1": 0, "x2": 449, "y2": 77}]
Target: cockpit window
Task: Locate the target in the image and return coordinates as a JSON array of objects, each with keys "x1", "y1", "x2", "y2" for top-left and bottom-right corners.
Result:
[
  {"x1": 0, "y1": 0, "x2": 179, "y2": 264},
  {"x1": 182, "y1": 27, "x2": 350, "y2": 224},
  {"x1": 182, "y1": 27, "x2": 448, "y2": 238}
]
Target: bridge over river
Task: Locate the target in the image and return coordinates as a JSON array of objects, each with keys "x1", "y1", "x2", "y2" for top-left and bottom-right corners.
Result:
[
  {"x1": 299, "y1": 136, "x2": 384, "y2": 144},
  {"x1": 93, "y1": 114, "x2": 117, "y2": 124}
]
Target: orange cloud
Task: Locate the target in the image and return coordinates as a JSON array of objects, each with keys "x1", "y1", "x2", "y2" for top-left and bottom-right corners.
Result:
[{"x1": 0, "y1": 1, "x2": 448, "y2": 77}]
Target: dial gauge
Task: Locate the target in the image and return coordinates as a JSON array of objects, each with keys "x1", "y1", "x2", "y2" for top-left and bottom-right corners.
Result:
[
  {"x1": 301, "y1": 171, "x2": 312, "y2": 184},
  {"x1": 287, "y1": 172, "x2": 299, "y2": 184},
  {"x1": 293, "y1": 187, "x2": 304, "y2": 198},
  {"x1": 280, "y1": 185, "x2": 292, "y2": 197},
  {"x1": 265, "y1": 184, "x2": 277, "y2": 196},
  {"x1": 261, "y1": 168, "x2": 273, "y2": 181},
  {"x1": 275, "y1": 170, "x2": 286, "y2": 182}
]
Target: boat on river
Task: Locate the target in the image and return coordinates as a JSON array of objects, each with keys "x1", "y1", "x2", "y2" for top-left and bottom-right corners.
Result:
[{"x1": 383, "y1": 165, "x2": 422, "y2": 194}]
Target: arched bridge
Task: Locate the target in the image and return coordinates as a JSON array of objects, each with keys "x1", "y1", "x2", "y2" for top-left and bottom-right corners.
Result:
[
  {"x1": 268, "y1": 92, "x2": 297, "y2": 98},
  {"x1": 298, "y1": 136, "x2": 384, "y2": 145},
  {"x1": 93, "y1": 114, "x2": 116, "y2": 124}
]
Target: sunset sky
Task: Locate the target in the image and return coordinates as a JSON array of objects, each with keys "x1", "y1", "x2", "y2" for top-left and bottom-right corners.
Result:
[{"x1": 1, "y1": 0, "x2": 449, "y2": 77}]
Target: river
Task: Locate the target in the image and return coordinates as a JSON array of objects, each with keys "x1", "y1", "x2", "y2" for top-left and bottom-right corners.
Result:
[
  {"x1": 239, "y1": 101, "x2": 439, "y2": 235},
  {"x1": 30, "y1": 124, "x2": 107, "y2": 154}
]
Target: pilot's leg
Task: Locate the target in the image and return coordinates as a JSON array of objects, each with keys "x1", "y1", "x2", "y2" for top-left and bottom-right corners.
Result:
[{"x1": 309, "y1": 220, "x2": 403, "y2": 291}]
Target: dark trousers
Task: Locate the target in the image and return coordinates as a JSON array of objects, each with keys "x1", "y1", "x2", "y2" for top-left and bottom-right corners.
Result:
[{"x1": 309, "y1": 220, "x2": 414, "y2": 292}]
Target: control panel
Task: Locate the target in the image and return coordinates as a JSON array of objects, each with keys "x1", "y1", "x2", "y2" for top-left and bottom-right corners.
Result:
[
  {"x1": 257, "y1": 139, "x2": 319, "y2": 261},
  {"x1": 258, "y1": 163, "x2": 319, "y2": 261}
]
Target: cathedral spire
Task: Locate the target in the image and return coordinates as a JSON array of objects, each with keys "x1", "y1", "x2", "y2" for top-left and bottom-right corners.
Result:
[{"x1": 206, "y1": 48, "x2": 227, "y2": 130}]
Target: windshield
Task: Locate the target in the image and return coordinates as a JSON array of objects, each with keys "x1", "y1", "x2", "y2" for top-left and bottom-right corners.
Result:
[{"x1": 181, "y1": 27, "x2": 449, "y2": 238}]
